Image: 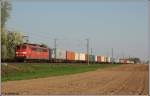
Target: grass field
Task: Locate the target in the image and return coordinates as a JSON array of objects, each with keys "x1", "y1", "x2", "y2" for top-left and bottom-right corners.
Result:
[{"x1": 2, "y1": 63, "x2": 120, "y2": 82}]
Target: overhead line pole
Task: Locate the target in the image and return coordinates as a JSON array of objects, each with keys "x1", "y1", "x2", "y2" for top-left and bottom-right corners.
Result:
[
  {"x1": 86, "y1": 38, "x2": 89, "y2": 65},
  {"x1": 91, "y1": 48, "x2": 93, "y2": 64},
  {"x1": 112, "y1": 48, "x2": 114, "y2": 64},
  {"x1": 54, "y1": 38, "x2": 57, "y2": 62},
  {"x1": 23, "y1": 35, "x2": 29, "y2": 43}
]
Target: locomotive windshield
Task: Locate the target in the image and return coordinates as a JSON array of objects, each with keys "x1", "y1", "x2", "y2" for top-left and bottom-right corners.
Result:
[
  {"x1": 16, "y1": 45, "x2": 26, "y2": 50},
  {"x1": 16, "y1": 46, "x2": 20, "y2": 50},
  {"x1": 22, "y1": 45, "x2": 26, "y2": 49}
]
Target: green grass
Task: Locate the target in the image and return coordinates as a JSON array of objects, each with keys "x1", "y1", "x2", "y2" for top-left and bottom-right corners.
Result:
[{"x1": 2, "y1": 63, "x2": 120, "y2": 82}]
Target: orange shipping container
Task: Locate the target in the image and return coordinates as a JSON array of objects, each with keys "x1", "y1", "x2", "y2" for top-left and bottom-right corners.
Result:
[
  {"x1": 97, "y1": 56, "x2": 101, "y2": 62},
  {"x1": 85, "y1": 54, "x2": 88, "y2": 61},
  {"x1": 66, "y1": 51, "x2": 75, "y2": 60}
]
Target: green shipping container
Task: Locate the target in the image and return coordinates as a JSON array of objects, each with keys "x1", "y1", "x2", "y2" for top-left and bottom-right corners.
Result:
[{"x1": 89, "y1": 55, "x2": 95, "y2": 62}]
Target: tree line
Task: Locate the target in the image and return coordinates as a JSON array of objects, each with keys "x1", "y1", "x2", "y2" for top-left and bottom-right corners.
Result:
[{"x1": 1, "y1": 0, "x2": 23, "y2": 61}]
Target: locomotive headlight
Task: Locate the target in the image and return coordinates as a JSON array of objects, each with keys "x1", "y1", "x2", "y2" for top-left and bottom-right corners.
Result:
[
  {"x1": 16, "y1": 52, "x2": 27, "y2": 54},
  {"x1": 22, "y1": 52, "x2": 27, "y2": 54}
]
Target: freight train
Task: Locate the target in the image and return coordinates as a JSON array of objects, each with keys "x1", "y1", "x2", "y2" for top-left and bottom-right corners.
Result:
[{"x1": 15, "y1": 43, "x2": 134, "y2": 64}]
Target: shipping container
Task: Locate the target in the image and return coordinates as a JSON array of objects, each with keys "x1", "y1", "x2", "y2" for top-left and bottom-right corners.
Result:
[
  {"x1": 75, "y1": 52, "x2": 80, "y2": 60},
  {"x1": 89, "y1": 55, "x2": 95, "y2": 62},
  {"x1": 110, "y1": 57, "x2": 115, "y2": 63},
  {"x1": 127, "y1": 60, "x2": 130, "y2": 64},
  {"x1": 66, "y1": 51, "x2": 75, "y2": 61},
  {"x1": 101, "y1": 56, "x2": 105, "y2": 62},
  {"x1": 95, "y1": 56, "x2": 98, "y2": 62},
  {"x1": 106, "y1": 57, "x2": 111, "y2": 63},
  {"x1": 79, "y1": 53, "x2": 85, "y2": 61},
  {"x1": 104, "y1": 57, "x2": 107, "y2": 62},
  {"x1": 119, "y1": 59, "x2": 127, "y2": 64},
  {"x1": 48, "y1": 48, "x2": 52, "y2": 60},
  {"x1": 119, "y1": 59, "x2": 123, "y2": 63},
  {"x1": 116, "y1": 58, "x2": 120, "y2": 63},
  {"x1": 129, "y1": 60, "x2": 134, "y2": 64},
  {"x1": 51, "y1": 48, "x2": 66, "y2": 60},
  {"x1": 105, "y1": 57, "x2": 107, "y2": 62},
  {"x1": 124, "y1": 59, "x2": 128, "y2": 64},
  {"x1": 105, "y1": 57, "x2": 108, "y2": 62},
  {"x1": 97, "y1": 56, "x2": 101, "y2": 62},
  {"x1": 85, "y1": 54, "x2": 88, "y2": 61}
]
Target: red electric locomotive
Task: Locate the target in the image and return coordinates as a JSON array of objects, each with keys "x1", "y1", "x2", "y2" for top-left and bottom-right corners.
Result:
[{"x1": 15, "y1": 43, "x2": 51, "y2": 62}]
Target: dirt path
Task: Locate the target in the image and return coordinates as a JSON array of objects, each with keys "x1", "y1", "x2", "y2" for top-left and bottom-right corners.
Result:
[{"x1": 2, "y1": 64, "x2": 149, "y2": 95}]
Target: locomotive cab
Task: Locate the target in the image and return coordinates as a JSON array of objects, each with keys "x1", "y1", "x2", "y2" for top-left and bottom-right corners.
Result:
[
  {"x1": 16, "y1": 45, "x2": 27, "y2": 59},
  {"x1": 16, "y1": 44, "x2": 27, "y2": 61}
]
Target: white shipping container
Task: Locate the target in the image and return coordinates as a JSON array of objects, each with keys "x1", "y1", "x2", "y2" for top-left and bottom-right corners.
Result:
[
  {"x1": 104, "y1": 57, "x2": 107, "y2": 62},
  {"x1": 119, "y1": 59, "x2": 124, "y2": 63},
  {"x1": 127, "y1": 60, "x2": 130, "y2": 64},
  {"x1": 79, "y1": 53, "x2": 85, "y2": 61},
  {"x1": 116, "y1": 58, "x2": 120, "y2": 63},
  {"x1": 95, "y1": 56, "x2": 98, "y2": 62},
  {"x1": 111, "y1": 57, "x2": 115, "y2": 63},
  {"x1": 127, "y1": 61, "x2": 134, "y2": 64},
  {"x1": 101, "y1": 56, "x2": 105, "y2": 62},
  {"x1": 51, "y1": 48, "x2": 66, "y2": 60},
  {"x1": 75, "y1": 52, "x2": 80, "y2": 60},
  {"x1": 131, "y1": 61, "x2": 134, "y2": 64},
  {"x1": 107, "y1": 57, "x2": 111, "y2": 62}
]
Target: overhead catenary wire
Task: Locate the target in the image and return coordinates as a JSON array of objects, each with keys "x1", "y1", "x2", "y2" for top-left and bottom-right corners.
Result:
[{"x1": 23, "y1": 33, "x2": 121, "y2": 63}]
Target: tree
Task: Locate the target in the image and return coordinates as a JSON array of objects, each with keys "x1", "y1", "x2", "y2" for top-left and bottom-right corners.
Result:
[
  {"x1": 129, "y1": 57, "x2": 141, "y2": 64},
  {"x1": 1, "y1": 30, "x2": 8, "y2": 61},
  {"x1": 1, "y1": 0, "x2": 11, "y2": 61},
  {"x1": 1, "y1": 0, "x2": 11, "y2": 29},
  {"x1": 1, "y1": 30, "x2": 23, "y2": 61},
  {"x1": 145, "y1": 60, "x2": 149, "y2": 64},
  {"x1": 1, "y1": 1, "x2": 24, "y2": 61},
  {"x1": 3, "y1": 31, "x2": 23, "y2": 61},
  {"x1": 40, "y1": 43, "x2": 48, "y2": 48},
  {"x1": 7, "y1": 31, "x2": 23, "y2": 60}
]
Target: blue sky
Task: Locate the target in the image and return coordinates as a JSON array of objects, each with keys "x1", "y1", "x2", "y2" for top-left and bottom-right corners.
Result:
[{"x1": 7, "y1": 0, "x2": 149, "y2": 60}]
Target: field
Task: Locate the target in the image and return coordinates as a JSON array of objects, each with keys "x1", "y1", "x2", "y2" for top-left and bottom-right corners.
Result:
[
  {"x1": 2, "y1": 63, "x2": 119, "y2": 81},
  {"x1": 1, "y1": 63, "x2": 149, "y2": 95}
]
